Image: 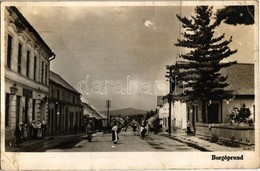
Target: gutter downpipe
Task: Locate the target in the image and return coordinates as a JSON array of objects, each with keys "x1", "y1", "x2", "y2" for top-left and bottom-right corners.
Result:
[{"x1": 49, "y1": 51, "x2": 56, "y2": 61}]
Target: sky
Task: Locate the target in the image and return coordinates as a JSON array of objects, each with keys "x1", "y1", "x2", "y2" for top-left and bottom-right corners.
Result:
[{"x1": 16, "y1": 4, "x2": 255, "y2": 111}]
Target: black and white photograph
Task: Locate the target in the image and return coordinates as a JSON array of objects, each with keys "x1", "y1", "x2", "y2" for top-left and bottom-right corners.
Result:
[{"x1": 1, "y1": 1, "x2": 259, "y2": 170}]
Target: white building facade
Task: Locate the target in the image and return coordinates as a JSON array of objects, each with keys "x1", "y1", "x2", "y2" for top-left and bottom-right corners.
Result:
[
  {"x1": 158, "y1": 96, "x2": 187, "y2": 132},
  {"x1": 4, "y1": 7, "x2": 55, "y2": 142}
]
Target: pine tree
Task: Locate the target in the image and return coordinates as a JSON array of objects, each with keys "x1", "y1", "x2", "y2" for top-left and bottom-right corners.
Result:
[{"x1": 175, "y1": 6, "x2": 237, "y2": 122}]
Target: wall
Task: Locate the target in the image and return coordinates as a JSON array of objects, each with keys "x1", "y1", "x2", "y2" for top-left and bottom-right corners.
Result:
[
  {"x1": 196, "y1": 123, "x2": 255, "y2": 145},
  {"x1": 173, "y1": 101, "x2": 187, "y2": 129}
]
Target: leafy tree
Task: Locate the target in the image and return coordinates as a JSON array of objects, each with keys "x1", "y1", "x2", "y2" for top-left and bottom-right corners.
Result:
[
  {"x1": 216, "y1": 6, "x2": 254, "y2": 25},
  {"x1": 150, "y1": 110, "x2": 155, "y2": 116},
  {"x1": 145, "y1": 111, "x2": 151, "y2": 120},
  {"x1": 175, "y1": 6, "x2": 237, "y2": 122}
]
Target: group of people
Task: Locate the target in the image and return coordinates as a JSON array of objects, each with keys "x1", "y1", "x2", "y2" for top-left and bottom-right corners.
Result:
[
  {"x1": 30, "y1": 120, "x2": 47, "y2": 139},
  {"x1": 14, "y1": 120, "x2": 47, "y2": 147},
  {"x1": 131, "y1": 120, "x2": 148, "y2": 139}
]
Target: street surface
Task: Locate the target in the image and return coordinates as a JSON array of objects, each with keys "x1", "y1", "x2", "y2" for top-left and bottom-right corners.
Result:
[{"x1": 46, "y1": 131, "x2": 199, "y2": 152}]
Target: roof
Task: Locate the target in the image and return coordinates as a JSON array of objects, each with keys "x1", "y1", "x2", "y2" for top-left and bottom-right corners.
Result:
[
  {"x1": 98, "y1": 112, "x2": 107, "y2": 119},
  {"x1": 8, "y1": 7, "x2": 54, "y2": 56},
  {"x1": 220, "y1": 63, "x2": 254, "y2": 95},
  {"x1": 169, "y1": 62, "x2": 254, "y2": 96},
  {"x1": 50, "y1": 71, "x2": 81, "y2": 95},
  {"x1": 82, "y1": 102, "x2": 105, "y2": 120}
]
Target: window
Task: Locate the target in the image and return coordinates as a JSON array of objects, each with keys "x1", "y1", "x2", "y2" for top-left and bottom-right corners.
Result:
[
  {"x1": 33, "y1": 56, "x2": 37, "y2": 81},
  {"x1": 26, "y1": 50, "x2": 30, "y2": 77},
  {"x1": 195, "y1": 106, "x2": 199, "y2": 122},
  {"x1": 7, "y1": 35, "x2": 13, "y2": 68},
  {"x1": 73, "y1": 96, "x2": 75, "y2": 104},
  {"x1": 62, "y1": 91, "x2": 65, "y2": 101},
  {"x1": 5, "y1": 94, "x2": 10, "y2": 126},
  {"x1": 49, "y1": 87, "x2": 53, "y2": 98},
  {"x1": 57, "y1": 90, "x2": 60, "y2": 100},
  {"x1": 17, "y1": 43, "x2": 22, "y2": 73},
  {"x1": 45, "y1": 64, "x2": 48, "y2": 85},
  {"x1": 41, "y1": 61, "x2": 44, "y2": 83},
  {"x1": 32, "y1": 99, "x2": 36, "y2": 120},
  {"x1": 51, "y1": 87, "x2": 54, "y2": 97}
]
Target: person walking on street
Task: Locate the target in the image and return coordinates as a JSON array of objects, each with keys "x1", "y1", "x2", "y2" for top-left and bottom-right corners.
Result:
[
  {"x1": 31, "y1": 120, "x2": 37, "y2": 139},
  {"x1": 41, "y1": 120, "x2": 47, "y2": 140},
  {"x1": 37, "y1": 121, "x2": 42, "y2": 139},
  {"x1": 140, "y1": 120, "x2": 146, "y2": 140},
  {"x1": 14, "y1": 122, "x2": 24, "y2": 147},
  {"x1": 111, "y1": 122, "x2": 118, "y2": 144},
  {"x1": 86, "y1": 121, "x2": 93, "y2": 142},
  {"x1": 132, "y1": 123, "x2": 137, "y2": 135},
  {"x1": 186, "y1": 120, "x2": 191, "y2": 135}
]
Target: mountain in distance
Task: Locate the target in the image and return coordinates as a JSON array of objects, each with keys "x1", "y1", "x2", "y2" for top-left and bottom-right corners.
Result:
[{"x1": 100, "y1": 107, "x2": 148, "y2": 117}]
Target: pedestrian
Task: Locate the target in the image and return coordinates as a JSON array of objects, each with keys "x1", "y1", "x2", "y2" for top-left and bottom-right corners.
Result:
[
  {"x1": 140, "y1": 120, "x2": 146, "y2": 139},
  {"x1": 74, "y1": 123, "x2": 78, "y2": 135},
  {"x1": 111, "y1": 122, "x2": 118, "y2": 144},
  {"x1": 132, "y1": 123, "x2": 137, "y2": 135},
  {"x1": 41, "y1": 120, "x2": 47, "y2": 140},
  {"x1": 14, "y1": 122, "x2": 24, "y2": 147},
  {"x1": 37, "y1": 121, "x2": 42, "y2": 139},
  {"x1": 31, "y1": 120, "x2": 37, "y2": 139},
  {"x1": 86, "y1": 121, "x2": 93, "y2": 142},
  {"x1": 186, "y1": 120, "x2": 191, "y2": 134},
  {"x1": 23, "y1": 124, "x2": 28, "y2": 141}
]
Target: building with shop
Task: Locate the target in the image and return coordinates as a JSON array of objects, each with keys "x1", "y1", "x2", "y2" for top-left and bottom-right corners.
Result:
[
  {"x1": 4, "y1": 6, "x2": 55, "y2": 142},
  {"x1": 82, "y1": 102, "x2": 104, "y2": 132},
  {"x1": 48, "y1": 71, "x2": 83, "y2": 135}
]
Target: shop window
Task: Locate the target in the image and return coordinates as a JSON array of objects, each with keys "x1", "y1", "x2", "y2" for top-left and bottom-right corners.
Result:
[
  {"x1": 32, "y1": 99, "x2": 36, "y2": 120},
  {"x1": 16, "y1": 96, "x2": 21, "y2": 126},
  {"x1": 5, "y1": 94, "x2": 10, "y2": 127}
]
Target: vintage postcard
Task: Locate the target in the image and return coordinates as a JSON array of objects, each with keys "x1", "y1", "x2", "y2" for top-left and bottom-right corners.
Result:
[{"x1": 1, "y1": 1, "x2": 259, "y2": 170}]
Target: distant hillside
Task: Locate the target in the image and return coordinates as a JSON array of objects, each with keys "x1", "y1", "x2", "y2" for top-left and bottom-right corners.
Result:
[{"x1": 100, "y1": 108, "x2": 148, "y2": 117}]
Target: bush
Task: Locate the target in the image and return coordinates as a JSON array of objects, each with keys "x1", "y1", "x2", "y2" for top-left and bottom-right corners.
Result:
[
  {"x1": 211, "y1": 134, "x2": 219, "y2": 143},
  {"x1": 229, "y1": 103, "x2": 252, "y2": 124}
]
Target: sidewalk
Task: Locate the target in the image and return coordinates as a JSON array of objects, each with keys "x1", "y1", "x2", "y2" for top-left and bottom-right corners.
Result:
[
  {"x1": 5, "y1": 133, "x2": 85, "y2": 152},
  {"x1": 160, "y1": 132, "x2": 254, "y2": 151}
]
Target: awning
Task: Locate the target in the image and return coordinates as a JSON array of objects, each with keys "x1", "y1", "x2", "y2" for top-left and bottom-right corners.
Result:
[{"x1": 148, "y1": 113, "x2": 159, "y2": 124}]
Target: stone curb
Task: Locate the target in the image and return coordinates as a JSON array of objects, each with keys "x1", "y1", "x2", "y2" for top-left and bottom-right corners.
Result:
[{"x1": 161, "y1": 134, "x2": 211, "y2": 152}]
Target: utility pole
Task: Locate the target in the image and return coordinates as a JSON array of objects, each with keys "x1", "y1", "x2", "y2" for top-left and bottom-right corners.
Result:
[
  {"x1": 166, "y1": 65, "x2": 175, "y2": 137},
  {"x1": 106, "y1": 100, "x2": 111, "y2": 128}
]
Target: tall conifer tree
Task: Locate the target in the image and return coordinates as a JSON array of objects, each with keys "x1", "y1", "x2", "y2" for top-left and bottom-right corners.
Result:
[{"x1": 175, "y1": 6, "x2": 237, "y2": 122}]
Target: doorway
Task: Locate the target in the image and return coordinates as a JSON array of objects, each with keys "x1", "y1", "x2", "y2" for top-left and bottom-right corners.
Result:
[{"x1": 207, "y1": 103, "x2": 219, "y2": 123}]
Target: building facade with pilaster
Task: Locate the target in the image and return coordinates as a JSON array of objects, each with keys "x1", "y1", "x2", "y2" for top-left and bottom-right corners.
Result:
[{"x1": 4, "y1": 7, "x2": 55, "y2": 142}]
